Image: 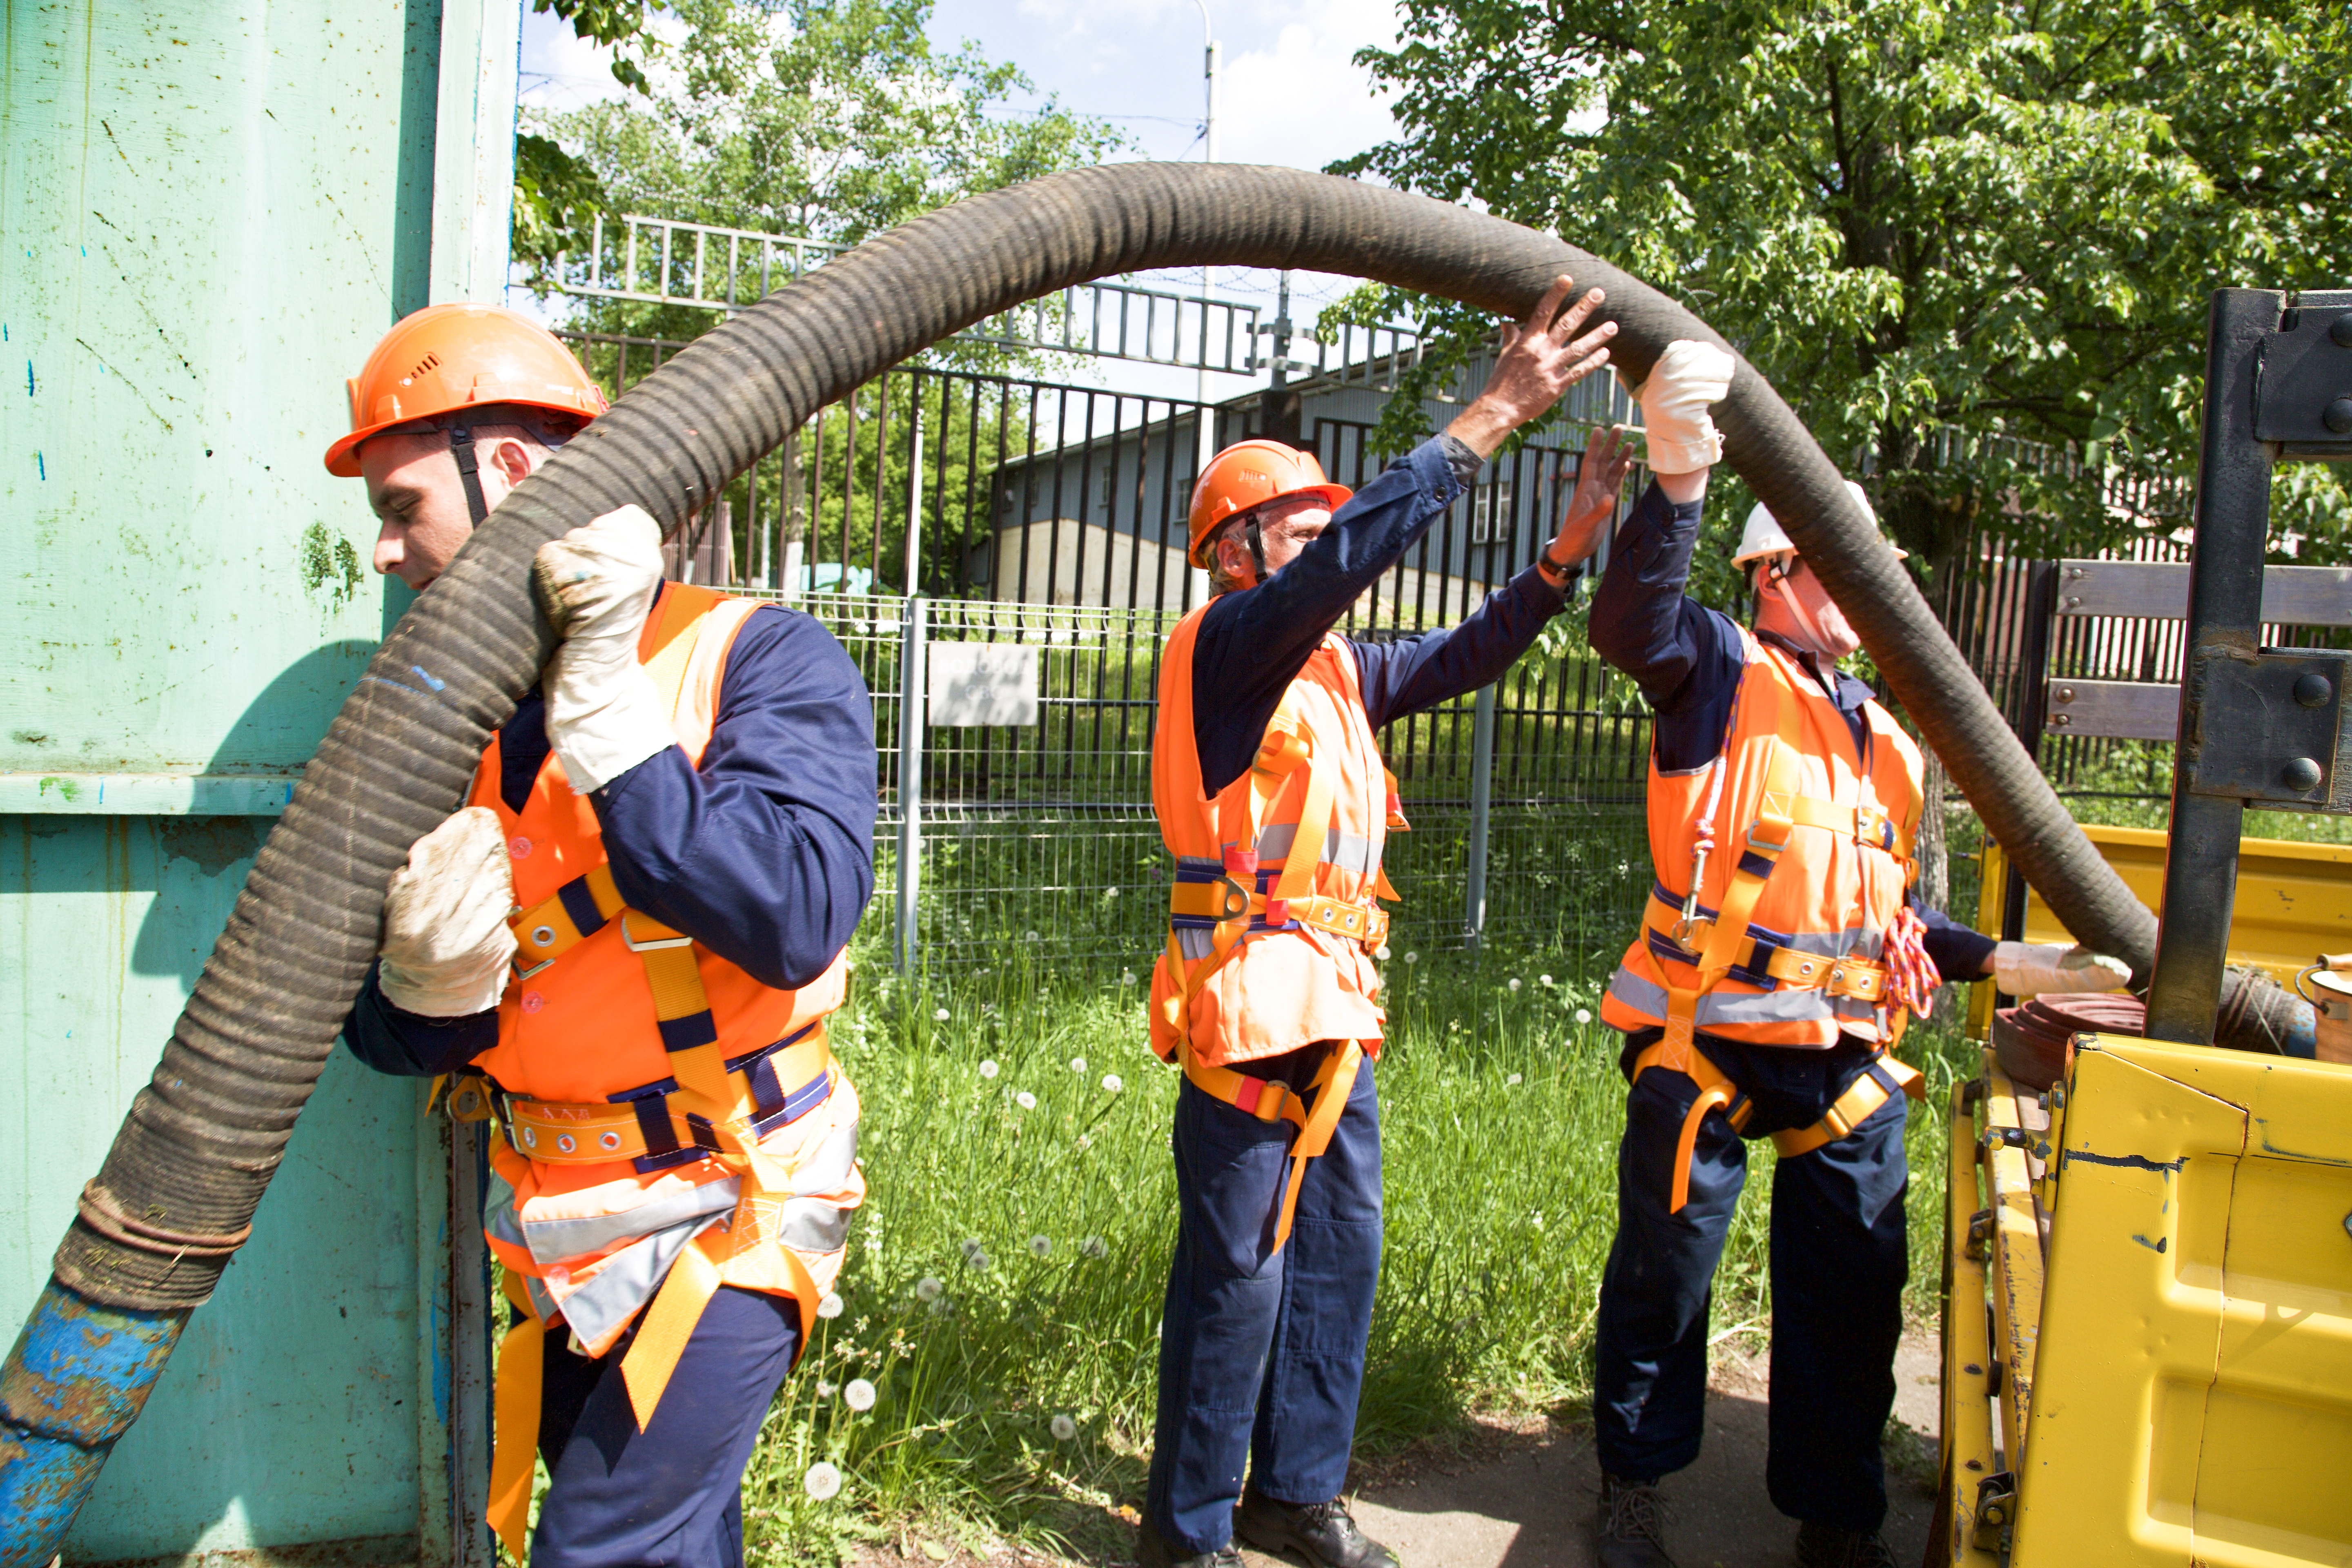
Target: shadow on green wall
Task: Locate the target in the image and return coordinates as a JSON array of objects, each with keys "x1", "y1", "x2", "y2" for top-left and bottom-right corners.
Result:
[{"x1": 123, "y1": 639, "x2": 379, "y2": 987}]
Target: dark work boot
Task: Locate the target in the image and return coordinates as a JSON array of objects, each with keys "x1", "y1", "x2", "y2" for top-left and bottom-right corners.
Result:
[
  {"x1": 1235, "y1": 1490, "x2": 1399, "y2": 1568},
  {"x1": 1136, "y1": 1515, "x2": 1244, "y2": 1568},
  {"x1": 1793, "y1": 1521, "x2": 1897, "y2": 1568},
  {"x1": 1594, "y1": 1472, "x2": 1676, "y2": 1568}
]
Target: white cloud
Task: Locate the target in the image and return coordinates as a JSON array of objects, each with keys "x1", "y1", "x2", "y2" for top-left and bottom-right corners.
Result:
[{"x1": 1214, "y1": 0, "x2": 1399, "y2": 172}]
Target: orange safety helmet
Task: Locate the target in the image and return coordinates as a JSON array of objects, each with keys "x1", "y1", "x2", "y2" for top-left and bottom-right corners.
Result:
[
  {"x1": 1186, "y1": 440, "x2": 1353, "y2": 568},
  {"x1": 323, "y1": 303, "x2": 608, "y2": 477}
]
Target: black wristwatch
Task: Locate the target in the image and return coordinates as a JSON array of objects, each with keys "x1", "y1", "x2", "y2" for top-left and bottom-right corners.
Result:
[{"x1": 1538, "y1": 543, "x2": 1579, "y2": 585}]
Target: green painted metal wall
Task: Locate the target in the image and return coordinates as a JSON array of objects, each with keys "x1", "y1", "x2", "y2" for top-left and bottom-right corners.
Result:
[{"x1": 1, "y1": 0, "x2": 512, "y2": 1558}]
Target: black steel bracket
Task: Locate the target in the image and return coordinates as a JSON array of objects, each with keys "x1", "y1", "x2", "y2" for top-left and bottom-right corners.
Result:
[
  {"x1": 2183, "y1": 647, "x2": 2352, "y2": 807},
  {"x1": 2254, "y1": 290, "x2": 2352, "y2": 459}
]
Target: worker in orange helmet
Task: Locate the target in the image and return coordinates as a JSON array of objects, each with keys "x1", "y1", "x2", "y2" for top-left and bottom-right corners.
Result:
[
  {"x1": 325, "y1": 304, "x2": 878, "y2": 1566},
  {"x1": 1141, "y1": 276, "x2": 1629, "y2": 1568}
]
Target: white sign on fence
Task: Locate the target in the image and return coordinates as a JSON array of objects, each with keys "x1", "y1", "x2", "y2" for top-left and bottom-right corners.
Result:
[{"x1": 927, "y1": 643, "x2": 1040, "y2": 727}]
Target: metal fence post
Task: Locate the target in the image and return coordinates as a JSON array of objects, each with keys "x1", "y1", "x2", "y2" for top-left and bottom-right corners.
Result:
[
  {"x1": 896, "y1": 597, "x2": 926, "y2": 973},
  {"x1": 1465, "y1": 682, "x2": 1497, "y2": 952}
]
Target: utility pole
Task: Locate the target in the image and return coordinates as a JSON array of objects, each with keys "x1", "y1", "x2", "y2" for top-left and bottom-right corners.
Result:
[
  {"x1": 1260, "y1": 270, "x2": 1301, "y2": 445},
  {"x1": 1189, "y1": 0, "x2": 1220, "y2": 606}
]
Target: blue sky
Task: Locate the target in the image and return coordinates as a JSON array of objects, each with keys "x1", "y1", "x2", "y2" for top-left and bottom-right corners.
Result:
[{"x1": 515, "y1": 0, "x2": 1412, "y2": 392}]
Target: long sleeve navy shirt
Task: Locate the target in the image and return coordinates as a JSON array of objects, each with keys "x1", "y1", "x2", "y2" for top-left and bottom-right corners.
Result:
[
  {"x1": 1191, "y1": 435, "x2": 1580, "y2": 792},
  {"x1": 1587, "y1": 482, "x2": 1995, "y2": 983},
  {"x1": 342, "y1": 590, "x2": 879, "y2": 1078}
]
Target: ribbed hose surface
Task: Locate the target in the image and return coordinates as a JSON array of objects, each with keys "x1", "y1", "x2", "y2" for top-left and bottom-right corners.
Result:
[{"x1": 58, "y1": 162, "x2": 2292, "y2": 1312}]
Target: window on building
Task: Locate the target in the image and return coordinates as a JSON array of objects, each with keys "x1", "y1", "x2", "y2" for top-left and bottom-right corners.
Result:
[{"x1": 1469, "y1": 481, "x2": 1515, "y2": 545}]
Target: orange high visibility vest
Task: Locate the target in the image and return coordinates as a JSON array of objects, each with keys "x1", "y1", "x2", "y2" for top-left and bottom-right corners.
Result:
[
  {"x1": 1600, "y1": 629, "x2": 1923, "y2": 1049},
  {"x1": 1149, "y1": 604, "x2": 1401, "y2": 1070},
  {"x1": 464, "y1": 582, "x2": 861, "y2": 1556}
]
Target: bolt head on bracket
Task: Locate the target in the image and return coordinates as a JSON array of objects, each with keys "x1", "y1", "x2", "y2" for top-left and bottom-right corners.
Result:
[
  {"x1": 2185, "y1": 646, "x2": 2352, "y2": 809},
  {"x1": 2256, "y1": 290, "x2": 2352, "y2": 458}
]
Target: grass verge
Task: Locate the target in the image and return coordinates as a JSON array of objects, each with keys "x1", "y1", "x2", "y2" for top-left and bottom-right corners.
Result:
[{"x1": 734, "y1": 947, "x2": 1979, "y2": 1564}]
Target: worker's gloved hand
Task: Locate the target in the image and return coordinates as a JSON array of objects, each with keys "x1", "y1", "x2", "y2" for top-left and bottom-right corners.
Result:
[
  {"x1": 1631, "y1": 340, "x2": 1735, "y2": 475},
  {"x1": 1993, "y1": 941, "x2": 2132, "y2": 998},
  {"x1": 379, "y1": 806, "x2": 518, "y2": 1017},
  {"x1": 533, "y1": 504, "x2": 673, "y2": 795}
]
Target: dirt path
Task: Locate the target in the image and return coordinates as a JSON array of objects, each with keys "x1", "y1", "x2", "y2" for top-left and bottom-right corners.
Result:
[{"x1": 855, "y1": 1332, "x2": 1943, "y2": 1568}]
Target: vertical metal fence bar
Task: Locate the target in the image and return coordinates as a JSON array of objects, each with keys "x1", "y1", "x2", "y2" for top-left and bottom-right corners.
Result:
[
  {"x1": 896, "y1": 597, "x2": 927, "y2": 973},
  {"x1": 1465, "y1": 682, "x2": 1496, "y2": 951}
]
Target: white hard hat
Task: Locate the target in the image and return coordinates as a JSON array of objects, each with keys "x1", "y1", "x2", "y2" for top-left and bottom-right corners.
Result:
[{"x1": 1734, "y1": 480, "x2": 1907, "y2": 568}]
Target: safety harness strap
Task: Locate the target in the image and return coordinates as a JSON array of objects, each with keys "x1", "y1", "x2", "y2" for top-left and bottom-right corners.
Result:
[
  {"x1": 488, "y1": 1271, "x2": 545, "y2": 1560},
  {"x1": 1631, "y1": 1037, "x2": 1927, "y2": 1214},
  {"x1": 1178, "y1": 1038, "x2": 1365, "y2": 1254}
]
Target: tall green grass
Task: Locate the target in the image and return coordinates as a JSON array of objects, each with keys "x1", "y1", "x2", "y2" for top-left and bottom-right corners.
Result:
[{"x1": 736, "y1": 946, "x2": 1979, "y2": 1564}]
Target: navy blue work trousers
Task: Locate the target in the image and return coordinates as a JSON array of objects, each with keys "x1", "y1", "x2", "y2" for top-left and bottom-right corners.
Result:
[
  {"x1": 1592, "y1": 1033, "x2": 1909, "y2": 1535},
  {"x1": 1147, "y1": 1048, "x2": 1383, "y2": 1555},
  {"x1": 531, "y1": 1283, "x2": 802, "y2": 1568}
]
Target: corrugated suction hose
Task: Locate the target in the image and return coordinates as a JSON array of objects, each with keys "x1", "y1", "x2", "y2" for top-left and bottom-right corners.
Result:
[{"x1": 0, "y1": 162, "x2": 2299, "y2": 1555}]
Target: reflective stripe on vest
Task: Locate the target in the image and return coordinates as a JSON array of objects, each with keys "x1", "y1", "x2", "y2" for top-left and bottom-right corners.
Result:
[
  {"x1": 1147, "y1": 604, "x2": 1395, "y2": 1070},
  {"x1": 1602, "y1": 630, "x2": 1924, "y2": 1049},
  {"x1": 466, "y1": 582, "x2": 863, "y2": 1559}
]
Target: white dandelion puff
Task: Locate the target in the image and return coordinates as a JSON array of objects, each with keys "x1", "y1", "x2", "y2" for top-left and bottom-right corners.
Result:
[
  {"x1": 1508, "y1": 978, "x2": 1522, "y2": 992},
  {"x1": 1029, "y1": 1234, "x2": 1052, "y2": 1257},
  {"x1": 1051, "y1": 1414, "x2": 1078, "y2": 1442},
  {"x1": 1375, "y1": 944, "x2": 1392, "y2": 960},
  {"x1": 1575, "y1": 1007, "x2": 1594, "y2": 1025},
  {"x1": 1403, "y1": 951, "x2": 1420, "y2": 965},
  {"x1": 933, "y1": 1007, "x2": 950, "y2": 1021},
  {"x1": 1539, "y1": 974, "x2": 1554, "y2": 987},
  {"x1": 816, "y1": 1381, "x2": 837, "y2": 1399},
  {"x1": 967, "y1": 1249, "x2": 991, "y2": 1271},
  {"x1": 1070, "y1": 1056, "x2": 1087, "y2": 1074},
  {"x1": 817, "y1": 1292, "x2": 844, "y2": 1320},
  {"x1": 1080, "y1": 1236, "x2": 1108, "y2": 1258},
  {"x1": 844, "y1": 1378, "x2": 877, "y2": 1412},
  {"x1": 1016, "y1": 1091, "x2": 1037, "y2": 1111},
  {"x1": 960, "y1": 1238, "x2": 982, "y2": 1260},
  {"x1": 979, "y1": 1059, "x2": 999, "y2": 1079},
  {"x1": 1025, "y1": 929, "x2": 1040, "y2": 941},
  {"x1": 1120, "y1": 969, "x2": 1137, "y2": 985},
  {"x1": 1506, "y1": 1072, "x2": 1523, "y2": 1087},
  {"x1": 804, "y1": 1461, "x2": 842, "y2": 1501},
  {"x1": 1101, "y1": 1074, "x2": 1123, "y2": 1094},
  {"x1": 915, "y1": 1276, "x2": 943, "y2": 1302}
]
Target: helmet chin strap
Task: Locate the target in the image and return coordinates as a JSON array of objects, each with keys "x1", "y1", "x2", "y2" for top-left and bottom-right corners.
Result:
[
  {"x1": 448, "y1": 426, "x2": 491, "y2": 526},
  {"x1": 1763, "y1": 557, "x2": 1839, "y2": 657},
  {"x1": 1242, "y1": 516, "x2": 1268, "y2": 585}
]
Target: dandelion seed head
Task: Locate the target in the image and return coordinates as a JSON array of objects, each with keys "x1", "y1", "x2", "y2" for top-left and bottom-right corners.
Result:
[
  {"x1": 816, "y1": 1381, "x2": 837, "y2": 1399},
  {"x1": 1069, "y1": 1056, "x2": 1087, "y2": 1074},
  {"x1": 1029, "y1": 1235, "x2": 1052, "y2": 1257},
  {"x1": 933, "y1": 1007, "x2": 949, "y2": 1021},
  {"x1": 804, "y1": 1461, "x2": 842, "y2": 1501},
  {"x1": 1508, "y1": 978, "x2": 1522, "y2": 992},
  {"x1": 1539, "y1": 974, "x2": 1554, "y2": 987},
  {"x1": 817, "y1": 1292, "x2": 844, "y2": 1320},
  {"x1": 1080, "y1": 1235, "x2": 1108, "y2": 1258},
  {"x1": 1575, "y1": 1007, "x2": 1594, "y2": 1025},
  {"x1": 1101, "y1": 1073, "x2": 1123, "y2": 1094},
  {"x1": 844, "y1": 1378, "x2": 877, "y2": 1412},
  {"x1": 959, "y1": 1237, "x2": 982, "y2": 1260},
  {"x1": 1120, "y1": 969, "x2": 1137, "y2": 985},
  {"x1": 1403, "y1": 951, "x2": 1419, "y2": 965},
  {"x1": 1375, "y1": 944, "x2": 1392, "y2": 960},
  {"x1": 1050, "y1": 1414, "x2": 1078, "y2": 1442},
  {"x1": 1507, "y1": 1072, "x2": 1523, "y2": 1086},
  {"x1": 979, "y1": 1059, "x2": 999, "y2": 1079},
  {"x1": 1016, "y1": 1091, "x2": 1037, "y2": 1111},
  {"x1": 967, "y1": 1249, "x2": 990, "y2": 1271},
  {"x1": 915, "y1": 1276, "x2": 943, "y2": 1302}
]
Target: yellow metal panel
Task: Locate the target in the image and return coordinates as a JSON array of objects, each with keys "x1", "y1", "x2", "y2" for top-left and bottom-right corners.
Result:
[
  {"x1": 1937, "y1": 1073, "x2": 2005, "y2": 1567},
  {"x1": 1969, "y1": 826, "x2": 2352, "y2": 1038},
  {"x1": 2011, "y1": 1042, "x2": 2246, "y2": 1566},
  {"x1": 1982, "y1": 1060, "x2": 2046, "y2": 1465},
  {"x1": 2011, "y1": 1036, "x2": 2352, "y2": 1568}
]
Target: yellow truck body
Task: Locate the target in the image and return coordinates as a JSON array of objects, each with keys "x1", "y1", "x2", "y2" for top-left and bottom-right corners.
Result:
[{"x1": 1941, "y1": 827, "x2": 2352, "y2": 1565}]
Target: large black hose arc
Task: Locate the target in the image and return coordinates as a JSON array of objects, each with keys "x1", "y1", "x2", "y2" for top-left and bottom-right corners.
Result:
[{"x1": 49, "y1": 161, "x2": 2299, "y2": 1319}]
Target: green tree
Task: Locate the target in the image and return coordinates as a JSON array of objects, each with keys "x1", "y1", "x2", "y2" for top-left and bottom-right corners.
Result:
[{"x1": 1336, "y1": 0, "x2": 2352, "y2": 593}]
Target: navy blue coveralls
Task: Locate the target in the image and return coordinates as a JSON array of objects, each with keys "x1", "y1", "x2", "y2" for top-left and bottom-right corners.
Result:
[
  {"x1": 1585, "y1": 488, "x2": 1994, "y2": 1534},
  {"x1": 1149, "y1": 434, "x2": 1588, "y2": 1554},
  {"x1": 344, "y1": 590, "x2": 877, "y2": 1568}
]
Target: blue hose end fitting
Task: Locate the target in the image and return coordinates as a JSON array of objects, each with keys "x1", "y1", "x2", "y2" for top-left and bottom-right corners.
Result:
[{"x1": 0, "y1": 1278, "x2": 188, "y2": 1568}]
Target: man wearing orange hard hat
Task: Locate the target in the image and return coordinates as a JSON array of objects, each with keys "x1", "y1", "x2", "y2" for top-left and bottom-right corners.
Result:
[
  {"x1": 1140, "y1": 276, "x2": 1630, "y2": 1568},
  {"x1": 326, "y1": 304, "x2": 878, "y2": 1566}
]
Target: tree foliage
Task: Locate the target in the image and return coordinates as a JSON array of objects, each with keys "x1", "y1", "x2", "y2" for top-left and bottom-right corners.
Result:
[{"x1": 1336, "y1": 0, "x2": 2352, "y2": 583}]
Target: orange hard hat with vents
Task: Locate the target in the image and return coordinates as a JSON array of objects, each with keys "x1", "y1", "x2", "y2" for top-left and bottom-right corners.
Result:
[
  {"x1": 1186, "y1": 440, "x2": 1352, "y2": 567},
  {"x1": 323, "y1": 303, "x2": 608, "y2": 476}
]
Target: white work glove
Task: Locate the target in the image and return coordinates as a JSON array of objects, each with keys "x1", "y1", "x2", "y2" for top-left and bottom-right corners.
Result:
[
  {"x1": 1993, "y1": 941, "x2": 2133, "y2": 998},
  {"x1": 1632, "y1": 340, "x2": 1736, "y2": 475},
  {"x1": 379, "y1": 807, "x2": 518, "y2": 1017},
  {"x1": 533, "y1": 505, "x2": 674, "y2": 795}
]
